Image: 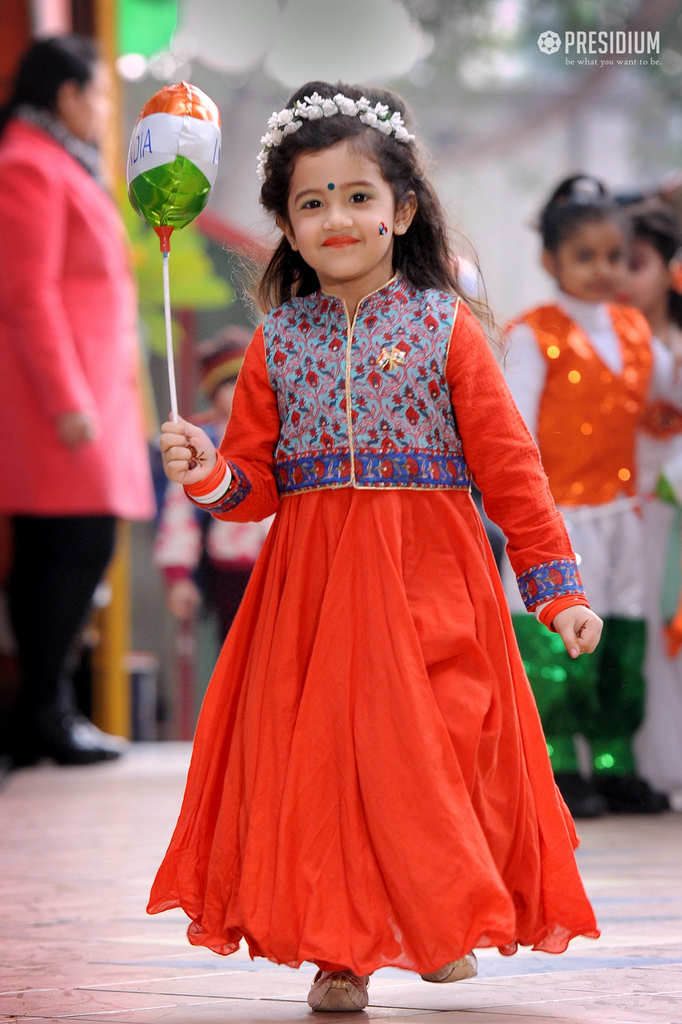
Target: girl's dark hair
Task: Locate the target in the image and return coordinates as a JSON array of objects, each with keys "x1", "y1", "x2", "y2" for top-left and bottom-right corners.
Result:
[
  {"x1": 256, "y1": 80, "x2": 490, "y2": 326},
  {"x1": 538, "y1": 174, "x2": 623, "y2": 253},
  {"x1": 0, "y1": 36, "x2": 99, "y2": 140},
  {"x1": 630, "y1": 198, "x2": 682, "y2": 329}
]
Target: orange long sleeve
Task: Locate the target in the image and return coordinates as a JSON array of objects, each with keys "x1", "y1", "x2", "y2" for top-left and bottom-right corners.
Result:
[
  {"x1": 447, "y1": 304, "x2": 577, "y2": 582},
  {"x1": 212, "y1": 325, "x2": 282, "y2": 523}
]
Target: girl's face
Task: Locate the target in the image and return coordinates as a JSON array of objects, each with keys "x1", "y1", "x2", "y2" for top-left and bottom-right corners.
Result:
[
  {"x1": 542, "y1": 218, "x2": 627, "y2": 303},
  {"x1": 280, "y1": 139, "x2": 416, "y2": 296},
  {"x1": 618, "y1": 237, "x2": 671, "y2": 317}
]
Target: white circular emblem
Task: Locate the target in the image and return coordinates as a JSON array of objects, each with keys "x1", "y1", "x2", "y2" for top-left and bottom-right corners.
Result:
[{"x1": 538, "y1": 30, "x2": 562, "y2": 54}]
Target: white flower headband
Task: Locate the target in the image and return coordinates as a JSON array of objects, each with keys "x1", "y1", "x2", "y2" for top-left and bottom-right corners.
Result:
[{"x1": 256, "y1": 91, "x2": 415, "y2": 182}]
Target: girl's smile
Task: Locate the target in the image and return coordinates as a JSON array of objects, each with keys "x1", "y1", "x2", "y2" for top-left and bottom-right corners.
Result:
[{"x1": 322, "y1": 235, "x2": 360, "y2": 247}]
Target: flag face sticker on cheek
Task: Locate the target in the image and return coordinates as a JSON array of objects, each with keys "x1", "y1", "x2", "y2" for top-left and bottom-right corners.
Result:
[{"x1": 126, "y1": 81, "x2": 221, "y2": 230}]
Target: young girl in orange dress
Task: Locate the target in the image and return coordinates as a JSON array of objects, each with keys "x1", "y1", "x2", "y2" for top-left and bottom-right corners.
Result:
[{"x1": 149, "y1": 82, "x2": 602, "y2": 1013}]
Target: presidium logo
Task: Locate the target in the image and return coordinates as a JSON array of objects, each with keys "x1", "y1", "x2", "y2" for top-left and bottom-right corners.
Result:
[
  {"x1": 537, "y1": 28, "x2": 660, "y2": 65},
  {"x1": 538, "y1": 31, "x2": 562, "y2": 55}
]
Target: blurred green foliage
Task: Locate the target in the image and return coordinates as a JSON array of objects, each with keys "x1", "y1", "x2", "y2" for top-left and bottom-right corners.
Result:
[{"x1": 118, "y1": 0, "x2": 178, "y2": 59}]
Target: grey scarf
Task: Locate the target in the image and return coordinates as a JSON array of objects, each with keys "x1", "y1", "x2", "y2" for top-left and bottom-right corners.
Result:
[{"x1": 15, "y1": 103, "x2": 102, "y2": 184}]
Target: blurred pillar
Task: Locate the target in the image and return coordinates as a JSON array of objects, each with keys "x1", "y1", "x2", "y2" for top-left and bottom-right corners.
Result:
[
  {"x1": 87, "y1": 0, "x2": 131, "y2": 738},
  {"x1": 92, "y1": 521, "x2": 132, "y2": 736},
  {"x1": 94, "y1": 0, "x2": 121, "y2": 186},
  {"x1": 0, "y1": 0, "x2": 30, "y2": 105}
]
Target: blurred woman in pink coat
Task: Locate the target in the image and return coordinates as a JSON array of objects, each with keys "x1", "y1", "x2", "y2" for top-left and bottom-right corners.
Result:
[{"x1": 0, "y1": 37, "x2": 154, "y2": 766}]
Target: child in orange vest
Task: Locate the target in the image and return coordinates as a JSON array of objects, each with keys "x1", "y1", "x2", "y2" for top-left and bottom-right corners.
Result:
[{"x1": 505, "y1": 176, "x2": 679, "y2": 818}]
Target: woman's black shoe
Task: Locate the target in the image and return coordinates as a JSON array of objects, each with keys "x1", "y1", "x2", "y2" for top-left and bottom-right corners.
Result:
[
  {"x1": 593, "y1": 774, "x2": 669, "y2": 814},
  {"x1": 554, "y1": 773, "x2": 609, "y2": 818},
  {"x1": 35, "y1": 709, "x2": 125, "y2": 765}
]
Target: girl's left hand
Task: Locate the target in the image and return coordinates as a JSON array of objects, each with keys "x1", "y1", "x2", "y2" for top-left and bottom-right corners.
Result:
[{"x1": 552, "y1": 607, "x2": 603, "y2": 658}]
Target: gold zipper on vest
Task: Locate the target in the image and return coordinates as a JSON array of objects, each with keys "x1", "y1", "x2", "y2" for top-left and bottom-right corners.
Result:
[
  {"x1": 344, "y1": 300, "x2": 361, "y2": 487},
  {"x1": 336, "y1": 276, "x2": 399, "y2": 489}
]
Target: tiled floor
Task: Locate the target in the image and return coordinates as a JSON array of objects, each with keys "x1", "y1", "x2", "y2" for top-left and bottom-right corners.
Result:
[{"x1": 1, "y1": 744, "x2": 682, "y2": 1024}]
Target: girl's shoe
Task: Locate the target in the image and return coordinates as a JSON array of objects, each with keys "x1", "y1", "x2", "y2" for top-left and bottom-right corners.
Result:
[
  {"x1": 420, "y1": 952, "x2": 478, "y2": 983},
  {"x1": 307, "y1": 969, "x2": 370, "y2": 1012}
]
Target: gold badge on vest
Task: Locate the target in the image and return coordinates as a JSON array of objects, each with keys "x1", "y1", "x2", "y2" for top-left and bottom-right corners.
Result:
[{"x1": 377, "y1": 345, "x2": 406, "y2": 371}]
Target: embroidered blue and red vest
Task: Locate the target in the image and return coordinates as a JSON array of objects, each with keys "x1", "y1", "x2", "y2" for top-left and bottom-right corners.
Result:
[
  {"x1": 193, "y1": 275, "x2": 586, "y2": 614},
  {"x1": 262, "y1": 274, "x2": 471, "y2": 495}
]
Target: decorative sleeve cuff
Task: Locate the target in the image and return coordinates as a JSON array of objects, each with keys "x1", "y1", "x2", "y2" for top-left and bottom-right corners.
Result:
[
  {"x1": 183, "y1": 450, "x2": 252, "y2": 514},
  {"x1": 516, "y1": 557, "x2": 585, "y2": 613},
  {"x1": 537, "y1": 594, "x2": 591, "y2": 632}
]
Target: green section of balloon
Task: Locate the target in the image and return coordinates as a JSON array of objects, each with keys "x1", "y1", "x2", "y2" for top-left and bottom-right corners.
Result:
[{"x1": 128, "y1": 156, "x2": 212, "y2": 229}]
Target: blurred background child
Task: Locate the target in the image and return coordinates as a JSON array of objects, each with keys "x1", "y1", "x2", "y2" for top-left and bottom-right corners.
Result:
[
  {"x1": 619, "y1": 200, "x2": 682, "y2": 808},
  {"x1": 504, "y1": 175, "x2": 681, "y2": 818},
  {"x1": 154, "y1": 327, "x2": 272, "y2": 641}
]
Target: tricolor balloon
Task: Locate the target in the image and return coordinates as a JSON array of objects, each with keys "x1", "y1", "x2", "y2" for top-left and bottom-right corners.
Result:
[
  {"x1": 127, "y1": 81, "x2": 221, "y2": 242},
  {"x1": 127, "y1": 82, "x2": 221, "y2": 421}
]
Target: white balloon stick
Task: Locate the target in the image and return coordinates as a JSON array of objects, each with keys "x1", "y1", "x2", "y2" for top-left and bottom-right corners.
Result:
[{"x1": 162, "y1": 251, "x2": 179, "y2": 422}]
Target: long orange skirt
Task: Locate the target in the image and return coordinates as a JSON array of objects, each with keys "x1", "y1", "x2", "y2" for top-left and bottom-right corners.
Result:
[{"x1": 148, "y1": 489, "x2": 599, "y2": 975}]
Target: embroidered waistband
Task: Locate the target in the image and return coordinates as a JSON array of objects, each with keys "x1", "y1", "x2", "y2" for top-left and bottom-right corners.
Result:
[{"x1": 275, "y1": 450, "x2": 471, "y2": 494}]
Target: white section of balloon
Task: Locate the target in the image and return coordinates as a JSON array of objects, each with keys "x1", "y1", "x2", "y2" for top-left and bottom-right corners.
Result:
[{"x1": 126, "y1": 113, "x2": 221, "y2": 189}]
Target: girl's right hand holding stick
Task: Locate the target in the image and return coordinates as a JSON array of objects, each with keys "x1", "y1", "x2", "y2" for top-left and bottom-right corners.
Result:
[{"x1": 160, "y1": 417, "x2": 217, "y2": 487}]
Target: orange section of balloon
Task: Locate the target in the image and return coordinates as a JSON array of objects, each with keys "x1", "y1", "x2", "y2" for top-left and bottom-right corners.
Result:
[{"x1": 137, "y1": 81, "x2": 221, "y2": 126}]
